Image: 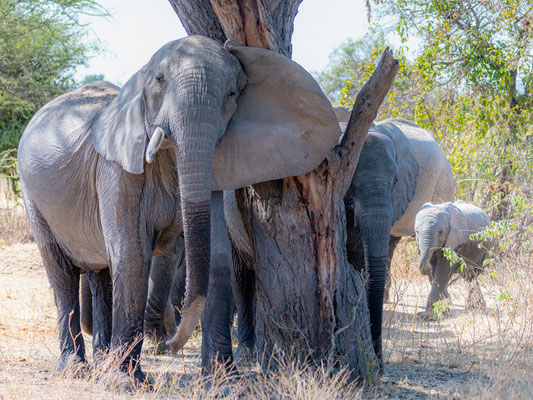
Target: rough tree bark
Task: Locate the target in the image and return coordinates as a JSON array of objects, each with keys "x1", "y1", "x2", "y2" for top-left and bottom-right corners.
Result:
[{"x1": 168, "y1": 0, "x2": 398, "y2": 380}]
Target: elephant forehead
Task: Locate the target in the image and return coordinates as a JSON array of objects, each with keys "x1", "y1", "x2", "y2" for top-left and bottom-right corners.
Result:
[
  {"x1": 416, "y1": 209, "x2": 448, "y2": 226},
  {"x1": 146, "y1": 36, "x2": 240, "y2": 76},
  {"x1": 360, "y1": 133, "x2": 396, "y2": 163}
]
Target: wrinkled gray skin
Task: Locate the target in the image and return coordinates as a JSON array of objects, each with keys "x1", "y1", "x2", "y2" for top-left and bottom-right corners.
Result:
[
  {"x1": 18, "y1": 35, "x2": 340, "y2": 381},
  {"x1": 415, "y1": 201, "x2": 491, "y2": 316},
  {"x1": 18, "y1": 37, "x2": 244, "y2": 381},
  {"x1": 344, "y1": 119, "x2": 419, "y2": 364}
]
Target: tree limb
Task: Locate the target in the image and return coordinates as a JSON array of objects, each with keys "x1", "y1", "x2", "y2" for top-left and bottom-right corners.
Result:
[{"x1": 333, "y1": 47, "x2": 399, "y2": 196}]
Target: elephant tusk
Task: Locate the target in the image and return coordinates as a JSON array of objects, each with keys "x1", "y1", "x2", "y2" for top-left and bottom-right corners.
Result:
[{"x1": 145, "y1": 127, "x2": 166, "y2": 163}]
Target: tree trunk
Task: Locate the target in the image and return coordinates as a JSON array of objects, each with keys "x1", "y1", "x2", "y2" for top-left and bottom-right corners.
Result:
[{"x1": 168, "y1": 0, "x2": 398, "y2": 380}]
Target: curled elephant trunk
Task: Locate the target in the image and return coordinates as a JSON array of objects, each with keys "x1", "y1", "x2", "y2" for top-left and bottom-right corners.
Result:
[{"x1": 166, "y1": 118, "x2": 218, "y2": 354}]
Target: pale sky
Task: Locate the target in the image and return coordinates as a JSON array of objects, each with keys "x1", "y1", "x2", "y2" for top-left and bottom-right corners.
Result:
[{"x1": 76, "y1": 0, "x2": 369, "y2": 86}]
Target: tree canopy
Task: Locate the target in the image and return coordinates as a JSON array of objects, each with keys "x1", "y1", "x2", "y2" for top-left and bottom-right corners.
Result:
[
  {"x1": 0, "y1": 0, "x2": 108, "y2": 152},
  {"x1": 324, "y1": 0, "x2": 533, "y2": 220}
]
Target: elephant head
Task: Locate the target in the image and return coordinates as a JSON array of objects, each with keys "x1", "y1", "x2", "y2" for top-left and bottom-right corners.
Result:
[
  {"x1": 415, "y1": 202, "x2": 470, "y2": 275},
  {"x1": 91, "y1": 36, "x2": 341, "y2": 353},
  {"x1": 344, "y1": 120, "x2": 418, "y2": 360}
]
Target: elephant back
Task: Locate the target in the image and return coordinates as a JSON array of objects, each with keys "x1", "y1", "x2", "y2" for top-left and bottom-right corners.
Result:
[{"x1": 19, "y1": 82, "x2": 119, "y2": 175}]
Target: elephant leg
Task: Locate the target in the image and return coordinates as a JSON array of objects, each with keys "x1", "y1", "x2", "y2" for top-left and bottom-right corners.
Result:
[
  {"x1": 145, "y1": 254, "x2": 178, "y2": 353},
  {"x1": 80, "y1": 273, "x2": 93, "y2": 336},
  {"x1": 107, "y1": 244, "x2": 151, "y2": 383},
  {"x1": 231, "y1": 248, "x2": 256, "y2": 358},
  {"x1": 25, "y1": 199, "x2": 86, "y2": 373},
  {"x1": 384, "y1": 235, "x2": 401, "y2": 303},
  {"x1": 50, "y1": 261, "x2": 86, "y2": 373},
  {"x1": 201, "y1": 191, "x2": 234, "y2": 374},
  {"x1": 425, "y1": 250, "x2": 453, "y2": 316},
  {"x1": 98, "y1": 173, "x2": 151, "y2": 384},
  {"x1": 86, "y1": 268, "x2": 113, "y2": 360}
]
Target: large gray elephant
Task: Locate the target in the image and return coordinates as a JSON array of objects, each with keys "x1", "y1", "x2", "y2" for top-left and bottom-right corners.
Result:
[
  {"x1": 415, "y1": 201, "x2": 491, "y2": 316},
  {"x1": 18, "y1": 35, "x2": 341, "y2": 381}
]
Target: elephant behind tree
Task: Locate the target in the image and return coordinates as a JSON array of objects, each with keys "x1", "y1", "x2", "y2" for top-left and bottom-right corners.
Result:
[
  {"x1": 18, "y1": 35, "x2": 341, "y2": 381},
  {"x1": 220, "y1": 119, "x2": 455, "y2": 368},
  {"x1": 415, "y1": 201, "x2": 492, "y2": 317},
  {"x1": 343, "y1": 118, "x2": 454, "y2": 364}
]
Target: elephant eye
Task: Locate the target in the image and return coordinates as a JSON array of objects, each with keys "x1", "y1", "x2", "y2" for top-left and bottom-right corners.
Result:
[
  {"x1": 227, "y1": 91, "x2": 236, "y2": 97},
  {"x1": 393, "y1": 176, "x2": 398, "y2": 185},
  {"x1": 438, "y1": 230, "x2": 443, "y2": 235},
  {"x1": 155, "y1": 72, "x2": 164, "y2": 82}
]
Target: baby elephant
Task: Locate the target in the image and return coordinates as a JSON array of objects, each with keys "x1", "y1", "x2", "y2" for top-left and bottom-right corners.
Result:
[{"x1": 415, "y1": 201, "x2": 492, "y2": 317}]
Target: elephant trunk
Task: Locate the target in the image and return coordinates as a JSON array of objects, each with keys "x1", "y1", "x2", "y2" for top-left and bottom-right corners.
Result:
[
  {"x1": 417, "y1": 232, "x2": 435, "y2": 276},
  {"x1": 356, "y1": 191, "x2": 393, "y2": 362},
  {"x1": 166, "y1": 103, "x2": 219, "y2": 354}
]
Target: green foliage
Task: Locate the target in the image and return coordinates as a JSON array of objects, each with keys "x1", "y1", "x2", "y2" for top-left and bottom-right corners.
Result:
[
  {"x1": 0, "y1": 0, "x2": 108, "y2": 187},
  {"x1": 0, "y1": 148, "x2": 19, "y2": 195},
  {"x1": 334, "y1": 0, "x2": 533, "y2": 223},
  {"x1": 442, "y1": 247, "x2": 467, "y2": 272},
  {"x1": 314, "y1": 35, "x2": 384, "y2": 104},
  {"x1": 431, "y1": 299, "x2": 452, "y2": 320}
]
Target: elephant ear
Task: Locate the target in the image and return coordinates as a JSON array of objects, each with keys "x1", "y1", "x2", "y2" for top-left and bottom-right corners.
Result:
[
  {"x1": 374, "y1": 121, "x2": 419, "y2": 223},
  {"x1": 212, "y1": 43, "x2": 342, "y2": 190},
  {"x1": 92, "y1": 71, "x2": 147, "y2": 174},
  {"x1": 444, "y1": 202, "x2": 471, "y2": 250}
]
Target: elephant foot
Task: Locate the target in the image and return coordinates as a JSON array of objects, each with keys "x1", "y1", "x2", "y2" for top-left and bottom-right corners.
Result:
[
  {"x1": 146, "y1": 334, "x2": 171, "y2": 355},
  {"x1": 420, "y1": 310, "x2": 438, "y2": 321},
  {"x1": 203, "y1": 376, "x2": 244, "y2": 398},
  {"x1": 54, "y1": 352, "x2": 88, "y2": 377}
]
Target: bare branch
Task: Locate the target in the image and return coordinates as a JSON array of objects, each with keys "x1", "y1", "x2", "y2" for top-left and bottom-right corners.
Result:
[{"x1": 333, "y1": 48, "x2": 399, "y2": 195}]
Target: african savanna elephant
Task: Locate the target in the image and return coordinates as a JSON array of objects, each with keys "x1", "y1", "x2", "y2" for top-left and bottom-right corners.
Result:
[
  {"x1": 344, "y1": 119, "x2": 455, "y2": 362},
  {"x1": 415, "y1": 201, "x2": 491, "y2": 316},
  {"x1": 18, "y1": 35, "x2": 341, "y2": 381}
]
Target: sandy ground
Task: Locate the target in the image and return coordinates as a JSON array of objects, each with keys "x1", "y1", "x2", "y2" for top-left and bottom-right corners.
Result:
[{"x1": 0, "y1": 241, "x2": 531, "y2": 399}]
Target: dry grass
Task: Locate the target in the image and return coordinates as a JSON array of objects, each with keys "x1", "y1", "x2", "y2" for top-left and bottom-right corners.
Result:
[
  {"x1": 0, "y1": 180, "x2": 32, "y2": 245},
  {"x1": 1, "y1": 182, "x2": 532, "y2": 399}
]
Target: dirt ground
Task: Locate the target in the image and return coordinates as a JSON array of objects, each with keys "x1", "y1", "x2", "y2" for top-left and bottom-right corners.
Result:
[{"x1": 0, "y1": 239, "x2": 532, "y2": 399}]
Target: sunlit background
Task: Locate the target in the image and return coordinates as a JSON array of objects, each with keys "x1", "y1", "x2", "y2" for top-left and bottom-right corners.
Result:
[{"x1": 76, "y1": 0, "x2": 369, "y2": 85}]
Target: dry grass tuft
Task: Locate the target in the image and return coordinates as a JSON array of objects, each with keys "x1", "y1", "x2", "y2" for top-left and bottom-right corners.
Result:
[{"x1": 0, "y1": 180, "x2": 32, "y2": 245}]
